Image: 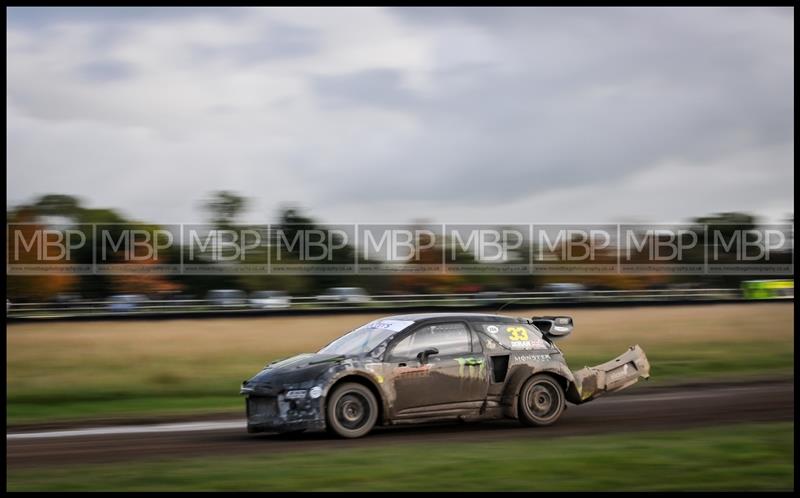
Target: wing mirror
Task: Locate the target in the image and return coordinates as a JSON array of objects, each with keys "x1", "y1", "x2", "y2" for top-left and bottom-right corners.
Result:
[{"x1": 417, "y1": 348, "x2": 439, "y2": 364}]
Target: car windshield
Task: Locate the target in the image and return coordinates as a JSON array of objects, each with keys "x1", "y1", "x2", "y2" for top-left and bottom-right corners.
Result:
[{"x1": 319, "y1": 319, "x2": 415, "y2": 355}]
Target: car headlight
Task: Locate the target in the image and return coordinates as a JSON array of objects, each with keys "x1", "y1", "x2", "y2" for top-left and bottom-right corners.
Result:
[{"x1": 309, "y1": 386, "x2": 323, "y2": 399}]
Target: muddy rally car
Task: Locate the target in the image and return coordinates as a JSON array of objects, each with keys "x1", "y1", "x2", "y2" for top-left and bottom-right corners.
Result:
[{"x1": 241, "y1": 313, "x2": 650, "y2": 438}]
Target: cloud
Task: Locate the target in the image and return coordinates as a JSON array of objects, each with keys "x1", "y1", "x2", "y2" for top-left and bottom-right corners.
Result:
[
  {"x1": 313, "y1": 69, "x2": 420, "y2": 109},
  {"x1": 6, "y1": 7, "x2": 794, "y2": 224},
  {"x1": 6, "y1": 7, "x2": 240, "y2": 28},
  {"x1": 78, "y1": 59, "x2": 136, "y2": 81},
  {"x1": 187, "y1": 20, "x2": 322, "y2": 64}
]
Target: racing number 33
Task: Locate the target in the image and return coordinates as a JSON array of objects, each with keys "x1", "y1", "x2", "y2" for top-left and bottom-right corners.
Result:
[{"x1": 506, "y1": 326, "x2": 528, "y2": 341}]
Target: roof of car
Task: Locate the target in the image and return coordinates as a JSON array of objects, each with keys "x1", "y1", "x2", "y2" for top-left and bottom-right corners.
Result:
[{"x1": 381, "y1": 312, "x2": 524, "y2": 323}]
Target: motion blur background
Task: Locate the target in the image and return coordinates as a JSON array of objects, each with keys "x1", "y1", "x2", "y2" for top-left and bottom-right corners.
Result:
[{"x1": 5, "y1": 6, "x2": 795, "y2": 491}]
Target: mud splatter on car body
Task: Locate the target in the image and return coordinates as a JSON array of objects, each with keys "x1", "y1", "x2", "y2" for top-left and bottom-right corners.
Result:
[{"x1": 241, "y1": 313, "x2": 650, "y2": 436}]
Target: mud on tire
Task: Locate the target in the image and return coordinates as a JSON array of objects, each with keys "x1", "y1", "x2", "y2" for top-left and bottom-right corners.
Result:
[
  {"x1": 518, "y1": 374, "x2": 566, "y2": 427},
  {"x1": 326, "y1": 382, "x2": 379, "y2": 438}
]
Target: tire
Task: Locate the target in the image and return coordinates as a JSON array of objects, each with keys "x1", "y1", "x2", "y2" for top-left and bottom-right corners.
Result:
[
  {"x1": 518, "y1": 374, "x2": 565, "y2": 427},
  {"x1": 326, "y1": 382, "x2": 378, "y2": 438}
]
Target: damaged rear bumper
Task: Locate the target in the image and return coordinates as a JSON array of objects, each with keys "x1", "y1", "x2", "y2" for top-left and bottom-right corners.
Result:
[
  {"x1": 567, "y1": 344, "x2": 651, "y2": 404},
  {"x1": 245, "y1": 394, "x2": 326, "y2": 433}
]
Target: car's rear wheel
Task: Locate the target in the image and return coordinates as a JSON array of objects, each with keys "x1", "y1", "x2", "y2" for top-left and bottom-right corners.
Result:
[
  {"x1": 518, "y1": 374, "x2": 565, "y2": 427},
  {"x1": 326, "y1": 383, "x2": 378, "y2": 438}
]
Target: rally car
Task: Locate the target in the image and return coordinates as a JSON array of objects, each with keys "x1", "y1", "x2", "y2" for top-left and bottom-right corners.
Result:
[{"x1": 240, "y1": 313, "x2": 650, "y2": 438}]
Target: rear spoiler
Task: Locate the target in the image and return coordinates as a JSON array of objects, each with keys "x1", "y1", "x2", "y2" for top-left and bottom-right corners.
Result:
[{"x1": 530, "y1": 316, "x2": 573, "y2": 338}]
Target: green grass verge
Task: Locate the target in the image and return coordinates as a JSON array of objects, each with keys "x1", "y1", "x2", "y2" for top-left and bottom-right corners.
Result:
[
  {"x1": 7, "y1": 422, "x2": 794, "y2": 491},
  {"x1": 6, "y1": 396, "x2": 240, "y2": 424}
]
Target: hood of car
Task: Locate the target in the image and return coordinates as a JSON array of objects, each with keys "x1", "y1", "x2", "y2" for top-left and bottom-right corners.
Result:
[{"x1": 242, "y1": 353, "x2": 352, "y2": 394}]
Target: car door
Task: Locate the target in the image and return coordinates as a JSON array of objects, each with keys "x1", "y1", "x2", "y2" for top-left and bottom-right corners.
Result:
[{"x1": 385, "y1": 321, "x2": 488, "y2": 418}]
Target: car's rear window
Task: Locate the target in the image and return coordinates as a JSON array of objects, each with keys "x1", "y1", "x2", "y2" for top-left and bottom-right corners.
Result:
[{"x1": 477, "y1": 323, "x2": 551, "y2": 350}]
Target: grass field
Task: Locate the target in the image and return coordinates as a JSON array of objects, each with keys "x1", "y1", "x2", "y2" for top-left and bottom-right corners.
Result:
[
  {"x1": 6, "y1": 422, "x2": 794, "y2": 491},
  {"x1": 6, "y1": 302, "x2": 794, "y2": 425}
]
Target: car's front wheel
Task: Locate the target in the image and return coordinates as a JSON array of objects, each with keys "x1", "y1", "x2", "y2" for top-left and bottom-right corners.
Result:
[
  {"x1": 518, "y1": 374, "x2": 565, "y2": 427},
  {"x1": 326, "y1": 383, "x2": 378, "y2": 438}
]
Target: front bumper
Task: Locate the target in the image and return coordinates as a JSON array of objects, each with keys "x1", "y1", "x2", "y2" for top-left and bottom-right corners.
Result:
[{"x1": 245, "y1": 394, "x2": 326, "y2": 433}]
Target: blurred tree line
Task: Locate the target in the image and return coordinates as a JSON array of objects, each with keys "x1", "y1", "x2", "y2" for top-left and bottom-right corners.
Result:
[{"x1": 5, "y1": 192, "x2": 793, "y2": 302}]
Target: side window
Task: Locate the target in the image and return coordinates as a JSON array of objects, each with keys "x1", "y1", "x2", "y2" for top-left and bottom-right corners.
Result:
[{"x1": 388, "y1": 322, "x2": 471, "y2": 361}]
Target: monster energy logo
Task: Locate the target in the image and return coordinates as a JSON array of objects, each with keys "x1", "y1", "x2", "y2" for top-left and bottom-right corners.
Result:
[{"x1": 455, "y1": 357, "x2": 485, "y2": 378}]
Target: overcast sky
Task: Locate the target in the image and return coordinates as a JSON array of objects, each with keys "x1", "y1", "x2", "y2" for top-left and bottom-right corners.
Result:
[{"x1": 6, "y1": 7, "x2": 794, "y2": 224}]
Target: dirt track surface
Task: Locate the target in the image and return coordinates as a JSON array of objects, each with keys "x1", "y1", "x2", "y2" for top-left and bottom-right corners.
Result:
[{"x1": 7, "y1": 379, "x2": 793, "y2": 469}]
